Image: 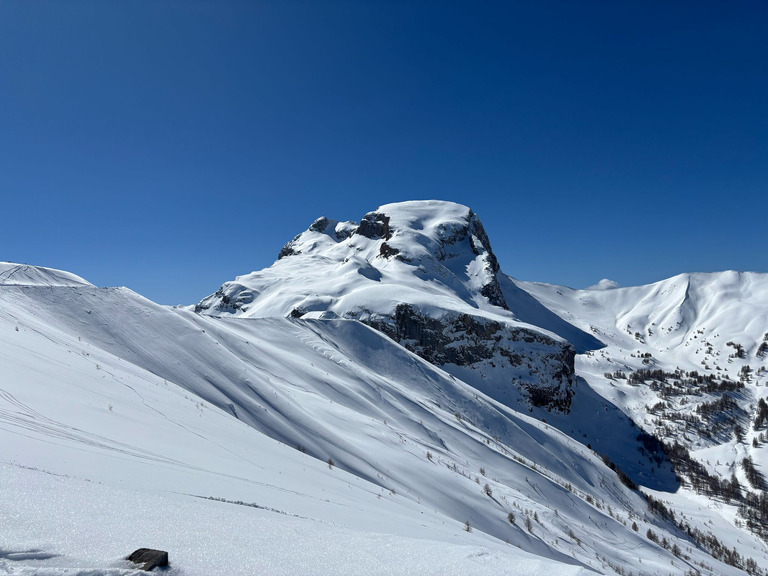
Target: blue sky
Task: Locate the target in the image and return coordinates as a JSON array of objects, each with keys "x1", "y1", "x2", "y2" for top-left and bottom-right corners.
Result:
[{"x1": 1, "y1": 1, "x2": 766, "y2": 304}]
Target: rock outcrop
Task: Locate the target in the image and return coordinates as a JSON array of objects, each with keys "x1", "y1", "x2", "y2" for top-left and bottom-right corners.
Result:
[
  {"x1": 366, "y1": 304, "x2": 574, "y2": 411},
  {"x1": 127, "y1": 548, "x2": 169, "y2": 571}
]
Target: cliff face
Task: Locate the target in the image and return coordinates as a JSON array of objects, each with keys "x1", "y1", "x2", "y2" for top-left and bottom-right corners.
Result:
[
  {"x1": 196, "y1": 200, "x2": 577, "y2": 411},
  {"x1": 367, "y1": 304, "x2": 575, "y2": 411}
]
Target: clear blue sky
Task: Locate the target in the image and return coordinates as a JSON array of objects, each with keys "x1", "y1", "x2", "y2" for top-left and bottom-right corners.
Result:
[{"x1": 1, "y1": 1, "x2": 766, "y2": 304}]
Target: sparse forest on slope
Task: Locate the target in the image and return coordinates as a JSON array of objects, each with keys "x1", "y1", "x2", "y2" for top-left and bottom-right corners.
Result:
[{"x1": 518, "y1": 272, "x2": 768, "y2": 554}]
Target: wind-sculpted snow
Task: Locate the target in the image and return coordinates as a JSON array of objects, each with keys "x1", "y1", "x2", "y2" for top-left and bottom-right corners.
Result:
[
  {"x1": 0, "y1": 262, "x2": 92, "y2": 287},
  {"x1": 196, "y1": 201, "x2": 581, "y2": 411}
]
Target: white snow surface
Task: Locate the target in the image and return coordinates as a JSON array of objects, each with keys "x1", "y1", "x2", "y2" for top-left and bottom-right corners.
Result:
[
  {"x1": 2, "y1": 266, "x2": 762, "y2": 575},
  {"x1": 0, "y1": 262, "x2": 92, "y2": 287},
  {"x1": 197, "y1": 200, "x2": 538, "y2": 327},
  {"x1": 0, "y1": 280, "x2": 591, "y2": 575}
]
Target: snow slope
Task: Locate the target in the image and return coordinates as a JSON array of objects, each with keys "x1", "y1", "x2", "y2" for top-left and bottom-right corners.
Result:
[
  {"x1": 515, "y1": 271, "x2": 768, "y2": 447},
  {"x1": 0, "y1": 280, "x2": 590, "y2": 576},
  {"x1": 0, "y1": 262, "x2": 92, "y2": 287},
  {"x1": 2, "y1": 268, "x2": 763, "y2": 575}
]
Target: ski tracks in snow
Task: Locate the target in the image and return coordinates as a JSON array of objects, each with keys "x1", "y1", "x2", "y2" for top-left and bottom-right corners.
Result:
[{"x1": 0, "y1": 387, "x2": 197, "y2": 470}]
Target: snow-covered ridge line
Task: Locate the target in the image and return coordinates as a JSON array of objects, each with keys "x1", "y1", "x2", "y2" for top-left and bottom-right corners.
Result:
[{"x1": 0, "y1": 262, "x2": 92, "y2": 287}]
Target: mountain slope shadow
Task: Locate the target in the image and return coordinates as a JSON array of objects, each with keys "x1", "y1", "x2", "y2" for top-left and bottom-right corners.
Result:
[
  {"x1": 498, "y1": 275, "x2": 604, "y2": 354},
  {"x1": 537, "y1": 377, "x2": 680, "y2": 492}
]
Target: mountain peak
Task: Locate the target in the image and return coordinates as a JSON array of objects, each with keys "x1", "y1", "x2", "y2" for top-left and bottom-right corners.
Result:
[
  {"x1": 274, "y1": 200, "x2": 507, "y2": 310},
  {"x1": 196, "y1": 201, "x2": 580, "y2": 412},
  {"x1": 281, "y1": 200, "x2": 481, "y2": 252}
]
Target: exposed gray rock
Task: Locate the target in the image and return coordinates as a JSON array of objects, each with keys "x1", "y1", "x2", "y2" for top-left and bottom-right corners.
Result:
[
  {"x1": 466, "y1": 211, "x2": 508, "y2": 310},
  {"x1": 309, "y1": 217, "x2": 331, "y2": 233},
  {"x1": 378, "y1": 242, "x2": 400, "y2": 259},
  {"x1": 356, "y1": 212, "x2": 391, "y2": 239},
  {"x1": 278, "y1": 234, "x2": 302, "y2": 260},
  {"x1": 195, "y1": 285, "x2": 254, "y2": 314},
  {"x1": 334, "y1": 223, "x2": 356, "y2": 240},
  {"x1": 127, "y1": 548, "x2": 169, "y2": 571},
  {"x1": 365, "y1": 304, "x2": 575, "y2": 411},
  {"x1": 431, "y1": 209, "x2": 508, "y2": 309}
]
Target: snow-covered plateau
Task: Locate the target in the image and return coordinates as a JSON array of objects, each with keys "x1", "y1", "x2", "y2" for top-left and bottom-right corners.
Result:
[{"x1": 1, "y1": 201, "x2": 766, "y2": 576}]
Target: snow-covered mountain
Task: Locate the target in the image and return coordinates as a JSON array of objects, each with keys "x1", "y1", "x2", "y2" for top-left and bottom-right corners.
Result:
[
  {"x1": 0, "y1": 262, "x2": 92, "y2": 287},
  {"x1": 518, "y1": 271, "x2": 768, "y2": 449},
  {"x1": 2, "y1": 203, "x2": 767, "y2": 576},
  {"x1": 196, "y1": 201, "x2": 596, "y2": 412},
  {"x1": 194, "y1": 201, "x2": 672, "y2": 488}
]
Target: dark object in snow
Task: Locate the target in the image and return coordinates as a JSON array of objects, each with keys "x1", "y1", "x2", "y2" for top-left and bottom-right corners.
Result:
[
  {"x1": 128, "y1": 548, "x2": 169, "y2": 571},
  {"x1": 356, "y1": 211, "x2": 391, "y2": 240}
]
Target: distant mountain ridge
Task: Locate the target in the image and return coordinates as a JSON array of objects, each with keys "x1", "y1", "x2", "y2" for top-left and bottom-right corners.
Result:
[
  {"x1": 517, "y1": 270, "x2": 768, "y2": 542},
  {"x1": 517, "y1": 270, "x2": 768, "y2": 447}
]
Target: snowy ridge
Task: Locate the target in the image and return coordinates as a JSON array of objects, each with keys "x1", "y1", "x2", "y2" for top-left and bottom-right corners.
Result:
[
  {"x1": 516, "y1": 271, "x2": 768, "y2": 433},
  {"x1": 0, "y1": 262, "x2": 92, "y2": 287},
  {"x1": 518, "y1": 271, "x2": 768, "y2": 361}
]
